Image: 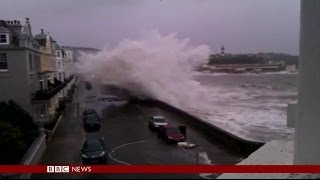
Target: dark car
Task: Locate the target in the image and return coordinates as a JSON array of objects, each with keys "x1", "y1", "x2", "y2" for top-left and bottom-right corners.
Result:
[
  {"x1": 85, "y1": 81, "x2": 92, "y2": 90},
  {"x1": 81, "y1": 137, "x2": 107, "y2": 164},
  {"x1": 157, "y1": 125, "x2": 186, "y2": 143},
  {"x1": 83, "y1": 114, "x2": 101, "y2": 131}
]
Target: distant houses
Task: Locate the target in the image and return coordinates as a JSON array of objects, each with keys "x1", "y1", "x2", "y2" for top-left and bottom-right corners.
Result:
[
  {"x1": 205, "y1": 52, "x2": 299, "y2": 73},
  {"x1": 62, "y1": 46, "x2": 100, "y2": 62},
  {"x1": 0, "y1": 17, "x2": 97, "y2": 126}
]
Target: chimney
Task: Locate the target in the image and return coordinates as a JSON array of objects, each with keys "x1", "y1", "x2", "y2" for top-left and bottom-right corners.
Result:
[
  {"x1": 12, "y1": 20, "x2": 21, "y2": 26},
  {"x1": 7, "y1": 19, "x2": 23, "y2": 32},
  {"x1": 41, "y1": 29, "x2": 44, "y2": 34}
]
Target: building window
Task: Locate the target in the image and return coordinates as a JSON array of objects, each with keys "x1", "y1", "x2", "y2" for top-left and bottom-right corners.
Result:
[
  {"x1": 58, "y1": 61, "x2": 61, "y2": 69},
  {"x1": 39, "y1": 77, "x2": 44, "y2": 91},
  {"x1": 59, "y1": 73, "x2": 62, "y2": 81},
  {"x1": 0, "y1": 33, "x2": 9, "y2": 44},
  {"x1": 0, "y1": 53, "x2": 8, "y2": 71},
  {"x1": 47, "y1": 75, "x2": 51, "y2": 86},
  {"x1": 57, "y1": 51, "x2": 61, "y2": 58},
  {"x1": 28, "y1": 52, "x2": 34, "y2": 72},
  {"x1": 51, "y1": 59, "x2": 55, "y2": 69},
  {"x1": 27, "y1": 36, "x2": 31, "y2": 46},
  {"x1": 40, "y1": 104, "x2": 45, "y2": 117}
]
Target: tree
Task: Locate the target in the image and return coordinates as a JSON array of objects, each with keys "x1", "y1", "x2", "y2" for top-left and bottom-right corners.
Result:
[
  {"x1": 0, "y1": 100, "x2": 39, "y2": 164},
  {"x1": 0, "y1": 100, "x2": 39, "y2": 145},
  {"x1": 0, "y1": 122, "x2": 26, "y2": 164}
]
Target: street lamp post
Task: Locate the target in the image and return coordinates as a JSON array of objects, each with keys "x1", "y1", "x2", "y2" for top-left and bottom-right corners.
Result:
[
  {"x1": 76, "y1": 78, "x2": 80, "y2": 120},
  {"x1": 196, "y1": 145, "x2": 199, "y2": 165}
]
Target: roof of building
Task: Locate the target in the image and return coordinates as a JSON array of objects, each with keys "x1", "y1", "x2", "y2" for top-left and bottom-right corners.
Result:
[
  {"x1": 65, "y1": 46, "x2": 100, "y2": 52},
  {"x1": 34, "y1": 29, "x2": 46, "y2": 40},
  {"x1": 0, "y1": 20, "x2": 23, "y2": 39},
  {"x1": 34, "y1": 29, "x2": 56, "y2": 47},
  {"x1": 0, "y1": 26, "x2": 10, "y2": 33},
  {"x1": 54, "y1": 43, "x2": 60, "y2": 49}
]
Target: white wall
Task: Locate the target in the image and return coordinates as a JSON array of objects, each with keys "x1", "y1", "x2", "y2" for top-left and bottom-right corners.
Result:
[{"x1": 294, "y1": 0, "x2": 320, "y2": 164}]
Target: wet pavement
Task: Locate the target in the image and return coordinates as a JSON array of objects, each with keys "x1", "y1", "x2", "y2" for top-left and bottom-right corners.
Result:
[{"x1": 31, "y1": 82, "x2": 244, "y2": 179}]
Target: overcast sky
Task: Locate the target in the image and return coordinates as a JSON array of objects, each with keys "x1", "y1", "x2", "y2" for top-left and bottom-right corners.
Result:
[{"x1": 0, "y1": 0, "x2": 300, "y2": 55}]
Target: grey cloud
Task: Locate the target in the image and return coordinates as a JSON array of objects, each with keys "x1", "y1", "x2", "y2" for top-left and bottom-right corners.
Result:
[{"x1": 0, "y1": 0, "x2": 300, "y2": 55}]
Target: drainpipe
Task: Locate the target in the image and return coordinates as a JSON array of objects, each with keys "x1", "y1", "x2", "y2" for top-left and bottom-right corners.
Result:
[{"x1": 294, "y1": 0, "x2": 320, "y2": 164}]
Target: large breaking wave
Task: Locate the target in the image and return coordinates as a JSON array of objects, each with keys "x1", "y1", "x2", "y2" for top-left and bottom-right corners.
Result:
[{"x1": 75, "y1": 30, "x2": 211, "y2": 107}]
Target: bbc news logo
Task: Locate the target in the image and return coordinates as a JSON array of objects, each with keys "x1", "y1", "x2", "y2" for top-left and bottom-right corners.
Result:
[
  {"x1": 47, "y1": 166, "x2": 69, "y2": 173},
  {"x1": 47, "y1": 166, "x2": 92, "y2": 173}
]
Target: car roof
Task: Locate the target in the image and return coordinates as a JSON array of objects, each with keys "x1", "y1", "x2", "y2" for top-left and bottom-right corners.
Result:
[
  {"x1": 160, "y1": 124, "x2": 178, "y2": 129},
  {"x1": 84, "y1": 114, "x2": 99, "y2": 120},
  {"x1": 97, "y1": 94, "x2": 120, "y2": 98},
  {"x1": 152, "y1": 116, "x2": 165, "y2": 119},
  {"x1": 84, "y1": 137, "x2": 104, "y2": 144},
  {"x1": 166, "y1": 126, "x2": 179, "y2": 129},
  {"x1": 84, "y1": 108, "x2": 95, "y2": 111},
  {"x1": 83, "y1": 109, "x2": 96, "y2": 113},
  {"x1": 84, "y1": 114, "x2": 99, "y2": 118}
]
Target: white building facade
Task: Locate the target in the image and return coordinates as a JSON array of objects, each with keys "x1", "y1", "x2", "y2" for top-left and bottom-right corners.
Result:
[{"x1": 55, "y1": 46, "x2": 75, "y2": 100}]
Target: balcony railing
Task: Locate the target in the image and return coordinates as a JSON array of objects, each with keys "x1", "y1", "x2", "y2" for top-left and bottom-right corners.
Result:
[{"x1": 32, "y1": 78, "x2": 66, "y2": 100}]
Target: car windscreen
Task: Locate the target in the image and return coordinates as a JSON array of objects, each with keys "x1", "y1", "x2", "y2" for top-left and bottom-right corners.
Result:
[
  {"x1": 154, "y1": 118, "x2": 166, "y2": 123},
  {"x1": 84, "y1": 109, "x2": 96, "y2": 115},
  {"x1": 85, "y1": 114, "x2": 99, "y2": 122},
  {"x1": 83, "y1": 140, "x2": 103, "y2": 152},
  {"x1": 166, "y1": 128, "x2": 180, "y2": 134}
]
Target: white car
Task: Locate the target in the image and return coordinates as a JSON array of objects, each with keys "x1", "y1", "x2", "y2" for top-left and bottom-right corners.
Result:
[
  {"x1": 97, "y1": 95, "x2": 123, "y2": 102},
  {"x1": 97, "y1": 95, "x2": 127, "y2": 106},
  {"x1": 149, "y1": 116, "x2": 168, "y2": 130},
  {"x1": 177, "y1": 142, "x2": 196, "y2": 149}
]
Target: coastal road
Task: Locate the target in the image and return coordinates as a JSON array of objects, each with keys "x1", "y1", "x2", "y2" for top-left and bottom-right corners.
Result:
[{"x1": 32, "y1": 82, "x2": 243, "y2": 179}]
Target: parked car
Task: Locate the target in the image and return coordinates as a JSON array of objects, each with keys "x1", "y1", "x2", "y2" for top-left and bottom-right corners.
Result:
[
  {"x1": 83, "y1": 113, "x2": 101, "y2": 131},
  {"x1": 85, "y1": 81, "x2": 92, "y2": 90},
  {"x1": 81, "y1": 137, "x2": 107, "y2": 164},
  {"x1": 157, "y1": 125, "x2": 186, "y2": 143},
  {"x1": 149, "y1": 116, "x2": 168, "y2": 130}
]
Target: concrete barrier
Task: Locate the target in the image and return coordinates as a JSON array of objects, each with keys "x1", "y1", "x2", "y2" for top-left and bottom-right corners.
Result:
[
  {"x1": 18, "y1": 132, "x2": 47, "y2": 179},
  {"x1": 47, "y1": 115, "x2": 63, "y2": 142},
  {"x1": 137, "y1": 99, "x2": 264, "y2": 156}
]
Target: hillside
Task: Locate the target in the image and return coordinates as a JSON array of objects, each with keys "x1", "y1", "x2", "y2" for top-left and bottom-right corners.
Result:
[{"x1": 208, "y1": 53, "x2": 299, "y2": 66}]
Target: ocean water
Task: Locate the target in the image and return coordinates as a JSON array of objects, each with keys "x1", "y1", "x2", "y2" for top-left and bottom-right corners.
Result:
[{"x1": 184, "y1": 72, "x2": 298, "y2": 142}]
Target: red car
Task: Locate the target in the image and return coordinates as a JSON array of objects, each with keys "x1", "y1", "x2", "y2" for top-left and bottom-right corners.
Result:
[{"x1": 157, "y1": 125, "x2": 186, "y2": 143}]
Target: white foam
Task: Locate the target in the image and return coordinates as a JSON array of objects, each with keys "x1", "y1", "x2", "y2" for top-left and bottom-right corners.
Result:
[{"x1": 75, "y1": 30, "x2": 211, "y2": 108}]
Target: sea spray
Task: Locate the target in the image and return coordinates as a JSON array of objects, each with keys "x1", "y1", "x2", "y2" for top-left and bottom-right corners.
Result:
[{"x1": 75, "y1": 30, "x2": 211, "y2": 108}]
